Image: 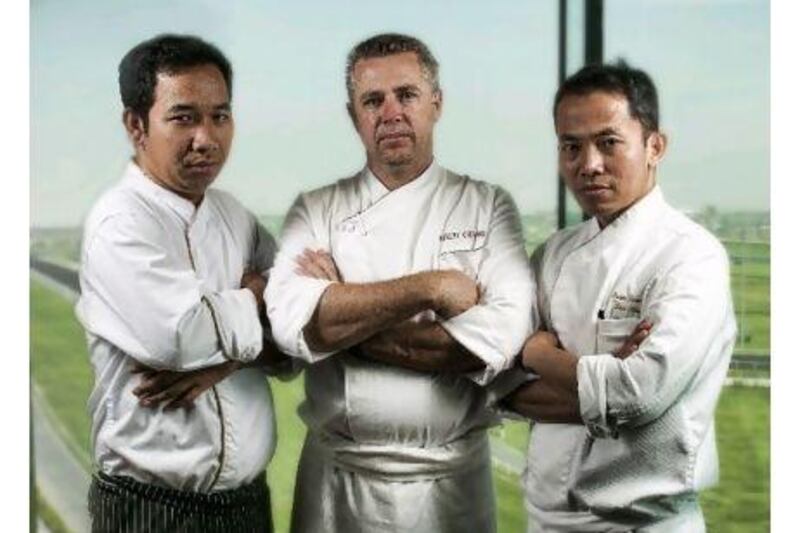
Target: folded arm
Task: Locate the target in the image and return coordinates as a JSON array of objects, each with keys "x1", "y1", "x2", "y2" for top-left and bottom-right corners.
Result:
[
  {"x1": 132, "y1": 338, "x2": 289, "y2": 409},
  {"x1": 508, "y1": 324, "x2": 651, "y2": 423},
  {"x1": 576, "y1": 244, "x2": 735, "y2": 437},
  {"x1": 79, "y1": 213, "x2": 263, "y2": 371},
  {"x1": 356, "y1": 319, "x2": 485, "y2": 373},
  {"x1": 295, "y1": 249, "x2": 481, "y2": 371}
]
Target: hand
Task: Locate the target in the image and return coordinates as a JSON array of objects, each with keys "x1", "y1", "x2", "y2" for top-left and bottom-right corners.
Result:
[
  {"x1": 241, "y1": 270, "x2": 267, "y2": 309},
  {"x1": 431, "y1": 270, "x2": 479, "y2": 319},
  {"x1": 521, "y1": 329, "x2": 560, "y2": 369},
  {"x1": 612, "y1": 319, "x2": 652, "y2": 359},
  {"x1": 294, "y1": 249, "x2": 341, "y2": 282},
  {"x1": 132, "y1": 360, "x2": 240, "y2": 410}
]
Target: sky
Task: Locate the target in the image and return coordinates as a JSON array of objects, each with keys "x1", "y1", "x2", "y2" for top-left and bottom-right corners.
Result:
[{"x1": 30, "y1": 0, "x2": 769, "y2": 227}]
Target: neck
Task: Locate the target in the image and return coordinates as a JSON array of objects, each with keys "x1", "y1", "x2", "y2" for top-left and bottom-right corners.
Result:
[
  {"x1": 370, "y1": 156, "x2": 434, "y2": 191},
  {"x1": 134, "y1": 156, "x2": 203, "y2": 206},
  {"x1": 596, "y1": 181, "x2": 656, "y2": 229}
]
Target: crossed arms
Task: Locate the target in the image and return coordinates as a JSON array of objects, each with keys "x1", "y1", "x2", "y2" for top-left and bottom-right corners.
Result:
[
  {"x1": 265, "y1": 189, "x2": 533, "y2": 382},
  {"x1": 505, "y1": 323, "x2": 650, "y2": 424},
  {"x1": 295, "y1": 249, "x2": 485, "y2": 373},
  {"x1": 507, "y1": 238, "x2": 734, "y2": 433}
]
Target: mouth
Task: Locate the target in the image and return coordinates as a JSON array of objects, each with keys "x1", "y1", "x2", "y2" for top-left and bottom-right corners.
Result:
[
  {"x1": 184, "y1": 160, "x2": 220, "y2": 169},
  {"x1": 580, "y1": 183, "x2": 611, "y2": 192},
  {"x1": 377, "y1": 132, "x2": 414, "y2": 144},
  {"x1": 578, "y1": 183, "x2": 614, "y2": 199},
  {"x1": 183, "y1": 160, "x2": 221, "y2": 178}
]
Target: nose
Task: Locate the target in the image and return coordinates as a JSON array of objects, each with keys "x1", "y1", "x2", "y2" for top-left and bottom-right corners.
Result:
[
  {"x1": 578, "y1": 143, "x2": 603, "y2": 178},
  {"x1": 380, "y1": 95, "x2": 403, "y2": 123},
  {"x1": 191, "y1": 119, "x2": 220, "y2": 153}
]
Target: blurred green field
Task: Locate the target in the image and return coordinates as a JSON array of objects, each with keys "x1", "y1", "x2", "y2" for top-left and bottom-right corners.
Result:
[{"x1": 30, "y1": 278, "x2": 769, "y2": 531}]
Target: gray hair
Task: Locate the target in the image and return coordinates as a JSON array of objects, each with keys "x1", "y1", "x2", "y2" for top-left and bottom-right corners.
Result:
[{"x1": 345, "y1": 33, "x2": 440, "y2": 102}]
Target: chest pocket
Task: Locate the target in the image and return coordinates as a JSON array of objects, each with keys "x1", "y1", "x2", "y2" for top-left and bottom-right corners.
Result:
[{"x1": 595, "y1": 317, "x2": 640, "y2": 355}]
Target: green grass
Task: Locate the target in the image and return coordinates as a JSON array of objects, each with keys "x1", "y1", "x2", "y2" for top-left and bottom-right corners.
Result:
[
  {"x1": 30, "y1": 281, "x2": 93, "y2": 459},
  {"x1": 702, "y1": 386, "x2": 770, "y2": 532},
  {"x1": 36, "y1": 488, "x2": 72, "y2": 533},
  {"x1": 265, "y1": 378, "x2": 306, "y2": 533},
  {"x1": 489, "y1": 420, "x2": 530, "y2": 454},
  {"x1": 30, "y1": 278, "x2": 770, "y2": 532},
  {"x1": 494, "y1": 468, "x2": 526, "y2": 532}
]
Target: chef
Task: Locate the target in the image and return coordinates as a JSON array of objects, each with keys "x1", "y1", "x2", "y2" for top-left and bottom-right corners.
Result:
[
  {"x1": 505, "y1": 61, "x2": 737, "y2": 532},
  {"x1": 266, "y1": 33, "x2": 532, "y2": 532}
]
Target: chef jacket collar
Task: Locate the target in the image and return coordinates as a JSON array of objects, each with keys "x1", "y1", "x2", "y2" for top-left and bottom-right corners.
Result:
[
  {"x1": 572, "y1": 185, "x2": 667, "y2": 251},
  {"x1": 603, "y1": 184, "x2": 666, "y2": 232},
  {"x1": 364, "y1": 159, "x2": 440, "y2": 202},
  {"x1": 122, "y1": 160, "x2": 211, "y2": 228}
]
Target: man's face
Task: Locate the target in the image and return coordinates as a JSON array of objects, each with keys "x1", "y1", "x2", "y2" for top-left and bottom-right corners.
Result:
[
  {"x1": 555, "y1": 91, "x2": 666, "y2": 226},
  {"x1": 348, "y1": 52, "x2": 442, "y2": 178},
  {"x1": 126, "y1": 63, "x2": 233, "y2": 204}
]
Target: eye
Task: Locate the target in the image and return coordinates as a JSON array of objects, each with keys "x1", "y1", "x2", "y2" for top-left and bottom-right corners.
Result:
[
  {"x1": 558, "y1": 142, "x2": 580, "y2": 155},
  {"x1": 397, "y1": 89, "x2": 417, "y2": 103},
  {"x1": 362, "y1": 96, "x2": 382, "y2": 109},
  {"x1": 599, "y1": 137, "x2": 621, "y2": 150},
  {"x1": 214, "y1": 111, "x2": 231, "y2": 123},
  {"x1": 170, "y1": 114, "x2": 194, "y2": 124}
]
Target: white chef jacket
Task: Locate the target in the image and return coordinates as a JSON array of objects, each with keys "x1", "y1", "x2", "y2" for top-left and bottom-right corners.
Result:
[
  {"x1": 266, "y1": 161, "x2": 533, "y2": 531},
  {"x1": 76, "y1": 161, "x2": 277, "y2": 492},
  {"x1": 525, "y1": 186, "x2": 736, "y2": 531}
]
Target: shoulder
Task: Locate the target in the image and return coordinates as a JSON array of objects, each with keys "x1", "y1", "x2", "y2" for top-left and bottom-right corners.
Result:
[
  {"x1": 290, "y1": 171, "x2": 362, "y2": 215},
  {"x1": 441, "y1": 168, "x2": 518, "y2": 211},
  {"x1": 83, "y1": 180, "x2": 158, "y2": 242},
  {"x1": 657, "y1": 205, "x2": 728, "y2": 266},
  {"x1": 442, "y1": 168, "x2": 498, "y2": 196}
]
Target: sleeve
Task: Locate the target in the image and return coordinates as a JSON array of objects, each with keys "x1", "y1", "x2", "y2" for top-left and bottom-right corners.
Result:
[
  {"x1": 251, "y1": 217, "x2": 278, "y2": 277},
  {"x1": 265, "y1": 194, "x2": 337, "y2": 363},
  {"x1": 78, "y1": 213, "x2": 262, "y2": 370},
  {"x1": 576, "y1": 238, "x2": 736, "y2": 438},
  {"x1": 439, "y1": 188, "x2": 536, "y2": 385}
]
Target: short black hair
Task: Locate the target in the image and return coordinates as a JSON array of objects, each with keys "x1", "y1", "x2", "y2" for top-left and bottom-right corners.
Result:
[
  {"x1": 554, "y1": 59, "x2": 659, "y2": 136},
  {"x1": 345, "y1": 33, "x2": 440, "y2": 102},
  {"x1": 118, "y1": 34, "x2": 232, "y2": 129}
]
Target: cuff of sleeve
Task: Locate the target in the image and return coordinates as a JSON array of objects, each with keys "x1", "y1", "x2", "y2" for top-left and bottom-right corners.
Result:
[
  {"x1": 577, "y1": 354, "x2": 618, "y2": 438},
  {"x1": 488, "y1": 367, "x2": 539, "y2": 421},
  {"x1": 288, "y1": 278, "x2": 339, "y2": 363},
  {"x1": 439, "y1": 307, "x2": 513, "y2": 386},
  {"x1": 203, "y1": 289, "x2": 263, "y2": 363}
]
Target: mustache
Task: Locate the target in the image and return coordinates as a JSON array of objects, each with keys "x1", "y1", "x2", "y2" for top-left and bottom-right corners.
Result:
[
  {"x1": 375, "y1": 117, "x2": 414, "y2": 143},
  {"x1": 182, "y1": 155, "x2": 222, "y2": 166},
  {"x1": 376, "y1": 131, "x2": 415, "y2": 143}
]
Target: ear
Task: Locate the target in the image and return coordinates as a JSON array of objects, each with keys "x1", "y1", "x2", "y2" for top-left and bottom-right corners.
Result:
[
  {"x1": 431, "y1": 89, "x2": 443, "y2": 122},
  {"x1": 346, "y1": 102, "x2": 357, "y2": 129},
  {"x1": 646, "y1": 130, "x2": 667, "y2": 168},
  {"x1": 123, "y1": 109, "x2": 147, "y2": 150}
]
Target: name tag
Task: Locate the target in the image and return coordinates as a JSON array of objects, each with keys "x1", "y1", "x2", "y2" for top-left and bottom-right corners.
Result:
[
  {"x1": 438, "y1": 228, "x2": 488, "y2": 254},
  {"x1": 439, "y1": 229, "x2": 487, "y2": 242},
  {"x1": 606, "y1": 291, "x2": 642, "y2": 319}
]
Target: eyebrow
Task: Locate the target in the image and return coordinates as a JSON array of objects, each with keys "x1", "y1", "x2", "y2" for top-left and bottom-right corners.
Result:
[
  {"x1": 166, "y1": 102, "x2": 231, "y2": 113},
  {"x1": 559, "y1": 127, "x2": 621, "y2": 141},
  {"x1": 394, "y1": 84, "x2": 420, "y2": 93},
  {"x1": 595, "y1": 127, "x2": 621, "y2": 136}
]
